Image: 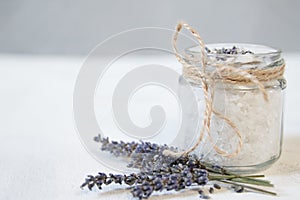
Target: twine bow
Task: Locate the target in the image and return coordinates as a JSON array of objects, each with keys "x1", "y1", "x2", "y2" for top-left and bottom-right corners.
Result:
[{"x1": 164, "y1": 21, "x2": 285, "y2": 158}]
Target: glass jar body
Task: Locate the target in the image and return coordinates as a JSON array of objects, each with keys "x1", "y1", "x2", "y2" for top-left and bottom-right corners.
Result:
[{"x1": 178, "y1": 43, "x2": 286, "y2": 173}]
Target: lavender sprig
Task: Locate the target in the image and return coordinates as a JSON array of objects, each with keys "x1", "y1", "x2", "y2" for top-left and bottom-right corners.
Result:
[
  {"x1": 81, "y1": 167, "x2": 209, "y2": 199},
  {"x1": 94, "y1": 135, "x2": 179, "y2": 172},
  {"x1": 82, "y1": 136, "x2": 277, "y2": 199}
]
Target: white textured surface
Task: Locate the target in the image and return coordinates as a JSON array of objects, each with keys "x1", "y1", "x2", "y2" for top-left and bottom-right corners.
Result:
[{"x1": 0, "y1": 54, "x2": 299, "y2": 200}]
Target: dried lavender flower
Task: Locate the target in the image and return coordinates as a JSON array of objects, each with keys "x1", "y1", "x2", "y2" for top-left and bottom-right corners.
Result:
[
  {"x1": 205, "y1": 46, "x2": 254, "y2": 55},
  {"x1": 200, "y1": 194, "x2": 211, "y2": 199},
  {"x1": 81, "y1": 136, "x2": 277, "y2": 199},
  {"x1": 234, "y1": 186, "x2": 244, "y2": 193},
  {"x1": 213, "y1": 183, "x2": 221, "y2": 190}
]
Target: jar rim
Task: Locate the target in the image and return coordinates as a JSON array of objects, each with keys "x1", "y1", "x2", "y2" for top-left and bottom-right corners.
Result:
[{"x1": 185, "y1": 43, "x2": 281, "y2": 57}]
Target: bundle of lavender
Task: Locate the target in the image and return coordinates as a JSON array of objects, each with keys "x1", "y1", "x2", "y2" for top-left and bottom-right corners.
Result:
[{"x1": 81, "y1": 135, "x2": 276, "y2": 199}]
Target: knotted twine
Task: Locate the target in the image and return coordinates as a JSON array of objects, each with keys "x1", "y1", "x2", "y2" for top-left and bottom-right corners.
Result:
[{"x1": 164, "y1": 21, "x2": 285, "y2": 158}]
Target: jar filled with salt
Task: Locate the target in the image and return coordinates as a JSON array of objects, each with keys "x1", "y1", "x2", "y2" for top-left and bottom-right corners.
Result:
[{"x1": 178, "y1": 43, "x2": 286, "y2": 173}]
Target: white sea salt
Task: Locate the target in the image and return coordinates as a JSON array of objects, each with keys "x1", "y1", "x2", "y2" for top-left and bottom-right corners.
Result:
[
  {"x1": 179, "y1": 44, "x2": 286, "y2": 172},
  {"x1": 178, "y1": 81, "x2": 284, "y2": 172},
  {"x1": 202, "y1": 82, "x2": 283, "y2": 167}
]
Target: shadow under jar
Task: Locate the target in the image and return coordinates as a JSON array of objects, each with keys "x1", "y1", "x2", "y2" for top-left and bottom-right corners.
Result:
[{"x1": 178, "y1": 43, "x2": 286, "y2": 174}]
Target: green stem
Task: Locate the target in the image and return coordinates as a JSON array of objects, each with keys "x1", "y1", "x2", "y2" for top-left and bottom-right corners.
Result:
[
  {"x1": 230, "y1": 177, "x2": 273, "y2": 187},
  {"x1": 220, "y1": 180, "x2": 277, "y2": 196},
  {"x1": 209, "y1": 173, "x2": 273, "y2": 187}
]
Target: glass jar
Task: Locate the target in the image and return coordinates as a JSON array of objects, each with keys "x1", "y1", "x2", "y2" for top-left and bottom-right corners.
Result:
[{"x1": 178, "y1": 43, "x2": 286, "y2": 173}]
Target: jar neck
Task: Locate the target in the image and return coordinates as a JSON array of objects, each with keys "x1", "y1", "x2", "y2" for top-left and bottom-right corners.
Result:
[
  {"x1": 182, "y1": 44, "x2": 286, "y2": 88},
  {"x1": 185, "y1": 43, "x2": 285, "y2": 71}
]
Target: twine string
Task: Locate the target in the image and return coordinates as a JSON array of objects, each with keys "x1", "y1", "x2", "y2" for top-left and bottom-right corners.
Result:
[{"x1": 164, "y1": 21, "x2": 284, "y2": 158}]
